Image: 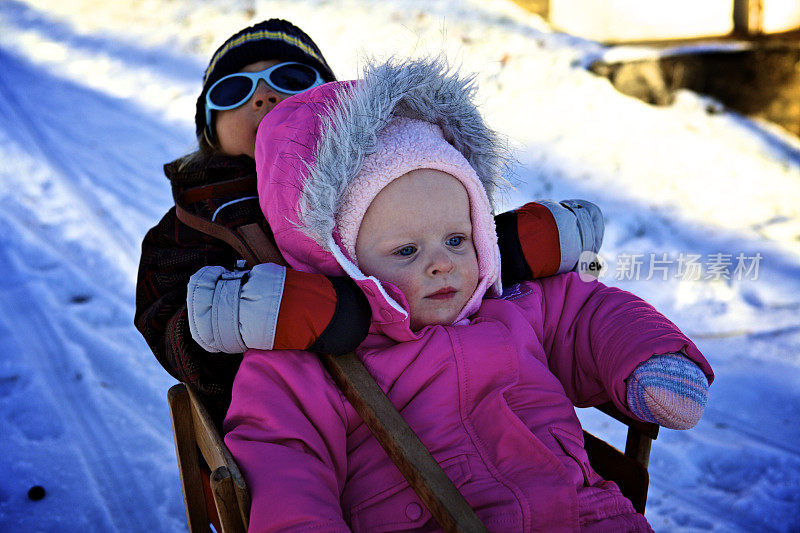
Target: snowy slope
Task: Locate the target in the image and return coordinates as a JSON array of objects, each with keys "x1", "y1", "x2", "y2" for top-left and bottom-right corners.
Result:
[{"x1": 0, "y1": 1, "x2": 798, "y2": 531}]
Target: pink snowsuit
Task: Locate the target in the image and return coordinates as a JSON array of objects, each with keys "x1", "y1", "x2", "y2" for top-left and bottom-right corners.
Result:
[{"x1": 223, "y1": 60, "x2": 714, "y2": 532}]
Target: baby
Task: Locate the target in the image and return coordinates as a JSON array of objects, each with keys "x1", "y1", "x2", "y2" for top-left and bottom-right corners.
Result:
[{"x1": 222, "y1": 58, "x2": 713, "y2": 532}]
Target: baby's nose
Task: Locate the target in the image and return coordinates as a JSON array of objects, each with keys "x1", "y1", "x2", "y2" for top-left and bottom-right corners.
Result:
[{"x1": 428, "y1": 252, "x2": 455, "y2": 276}]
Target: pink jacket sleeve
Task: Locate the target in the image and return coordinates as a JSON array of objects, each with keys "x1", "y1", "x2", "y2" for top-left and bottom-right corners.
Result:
[
  {"x1": 530, "y1": 273, "x2": 714, "y2": 418},
  {"x1": 223, "y1": 349, "x2": 352, "y2": 532}
]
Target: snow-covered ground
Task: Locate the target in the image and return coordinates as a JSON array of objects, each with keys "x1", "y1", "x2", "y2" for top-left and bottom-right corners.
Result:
[{"x1": 1, "y1": 0, "x2": 799, "y2": 531}]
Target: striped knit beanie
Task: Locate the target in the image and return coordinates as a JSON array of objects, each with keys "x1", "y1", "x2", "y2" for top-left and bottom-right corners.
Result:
[{"x1": 195, "y1": 19, "x2": 336, "y2": 139}]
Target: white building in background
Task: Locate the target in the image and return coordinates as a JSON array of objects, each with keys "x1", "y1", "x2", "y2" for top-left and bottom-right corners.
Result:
[{"x1": 547, "y1": 0, "x2": 800, "y2": 42}]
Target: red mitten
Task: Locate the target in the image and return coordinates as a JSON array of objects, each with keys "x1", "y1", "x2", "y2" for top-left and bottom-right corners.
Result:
[{"x1": 495, "y1": 199, "x2": 604, "y2": 285}]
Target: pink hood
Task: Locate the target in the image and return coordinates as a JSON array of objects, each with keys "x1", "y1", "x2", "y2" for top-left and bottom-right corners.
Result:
[{"x1": 254, "y1": 59, "x2": 510, "y2": 340}]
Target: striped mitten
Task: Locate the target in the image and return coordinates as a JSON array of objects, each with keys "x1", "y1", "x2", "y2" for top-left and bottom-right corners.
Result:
[{"x1": 626, "y1": 352, "x2": 709, "y2": 429}]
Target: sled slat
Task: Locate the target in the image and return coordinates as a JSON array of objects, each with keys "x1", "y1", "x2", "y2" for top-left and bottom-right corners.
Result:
[
  {"x1": 168, "y1": 385, "x2": 212, "y2": 533},
  {"x1": 321, "y1": 352, "x2": 488, "y2": 533},
  {"x1": 210, "y1": 466, "x2": 246, "y2": 533},
  {"x1": 187, "y1": 389, "x2": 227, "y2": 470},
  {"x1": 185, "y1": 386, "x2": 251, "y2": 528}
]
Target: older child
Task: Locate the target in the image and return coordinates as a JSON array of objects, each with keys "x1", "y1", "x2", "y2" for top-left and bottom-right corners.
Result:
[
  {"x1": 219, "y1": 58, "x2": 713, "y2": 531},
  {"x1": 135, "y1": 19, "x2": 338, "y2": 418},
  {"x1": 135, "y1": 20, "x2": 605, "y2": 421}
]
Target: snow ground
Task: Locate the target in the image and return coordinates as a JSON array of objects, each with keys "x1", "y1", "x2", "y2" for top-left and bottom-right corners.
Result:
[{"x1": 0, "y1": 0, "x2": 798, "y2": 531}]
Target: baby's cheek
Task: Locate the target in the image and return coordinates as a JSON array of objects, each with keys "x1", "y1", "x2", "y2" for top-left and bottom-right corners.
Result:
[
  {"x1": 390, "y1": 271, "x2": 421, "y2": 303},
  {"x1": 461, "y1": 253, "x2": 479, "y2": 289}
]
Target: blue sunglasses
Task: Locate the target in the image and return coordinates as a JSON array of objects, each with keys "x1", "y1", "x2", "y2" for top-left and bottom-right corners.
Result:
[{"x1": 205, "y1": 62, "x2": 324, "y2": 137}]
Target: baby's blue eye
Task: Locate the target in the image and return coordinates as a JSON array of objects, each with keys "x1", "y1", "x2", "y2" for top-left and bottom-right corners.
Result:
[
  {"x1": 395, "y1": 245, "x2": 416, "y2": 257},
  {"x1": 446, "y1": 236, "x2": 464, "y2": 247}
]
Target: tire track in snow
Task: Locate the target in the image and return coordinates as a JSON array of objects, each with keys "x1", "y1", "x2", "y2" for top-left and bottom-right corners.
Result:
[
  {"x1": 644, "y1": 410, "x2": 800, "y2": 533},
  {"x1": 0, "y1": 46, "x2": 182, "y2": 527},
  {"x1": 0, "y1": 46, "x2": 177, "y2": 271},
  {"x1": 0, "y1": 121, "x2": 129, "y2": 273},
  {"x1": 648, "y1": 467, "x2": 799, "y2": 533},
  {"x1": 705, "y1": 411, "x2": 800, "y2": 459},
  {"x1": 0, "y1": 245, "x2": 168, "y2": 531}
]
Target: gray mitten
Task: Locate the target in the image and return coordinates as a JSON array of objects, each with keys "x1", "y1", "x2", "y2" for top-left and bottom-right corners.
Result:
[
  {"x1": 186, "y1": 263, "x2": 286, "y2": 353},
  {"x1": 538, "y1": 199, "x2": 605, "y2": 273}
]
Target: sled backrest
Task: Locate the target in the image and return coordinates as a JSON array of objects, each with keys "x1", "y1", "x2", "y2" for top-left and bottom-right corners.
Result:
[{"x1": 168, "y1": 383, "x2": 250, "y2": 533}]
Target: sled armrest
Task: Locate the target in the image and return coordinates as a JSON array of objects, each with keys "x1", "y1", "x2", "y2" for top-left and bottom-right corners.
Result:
[
  {"x1": 594, "y1": 401, "x2": 659, "y2": 465},
  {"x1": 583, "y1": 402, "x2": 659, "y2": 514}
]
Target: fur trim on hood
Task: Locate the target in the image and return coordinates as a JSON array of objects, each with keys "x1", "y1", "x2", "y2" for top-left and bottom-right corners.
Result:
[{"x1": 298, "y1": 56, "x2": 511, "y2": 249}]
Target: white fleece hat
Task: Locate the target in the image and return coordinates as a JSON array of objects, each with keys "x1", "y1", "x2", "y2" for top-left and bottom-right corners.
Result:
[{"x1": 335, "y1": 116, "x2": 501, "y2": 319}]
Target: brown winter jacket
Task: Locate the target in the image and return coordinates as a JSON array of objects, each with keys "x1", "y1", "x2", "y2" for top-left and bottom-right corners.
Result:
[{"x1": 135, "y1": 153, "x2": 262, "y2": 419}]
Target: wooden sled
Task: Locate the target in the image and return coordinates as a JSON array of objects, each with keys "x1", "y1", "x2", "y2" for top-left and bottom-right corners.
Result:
[
  {"x1": 168, "y1": 381, "x2": 659, "y2": 532},
  {"x1": 167, "y1": 177, "x2": 661, "y2": 531}
]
